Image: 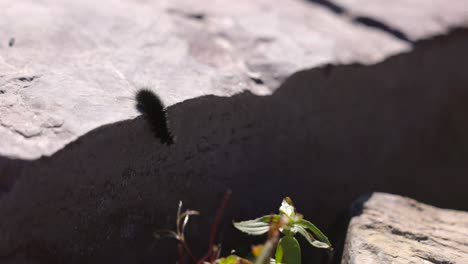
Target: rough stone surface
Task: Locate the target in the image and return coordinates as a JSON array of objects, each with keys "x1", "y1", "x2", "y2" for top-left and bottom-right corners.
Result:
[
  {"x1": 1, "y1": 30, "x2": 468, "y2": 263},
  {"x1": 333, "y1": 0, "x2": 468, "y2": 40},
  {"x1": 342, "y1": 193, "x2": 468, "y2": 264},
  {"x1": 1, "y1": 0, "x2": 467, "y2": 159},
  {"x1": 1, "y1": 1, "x2": 468, "y2": 263}
]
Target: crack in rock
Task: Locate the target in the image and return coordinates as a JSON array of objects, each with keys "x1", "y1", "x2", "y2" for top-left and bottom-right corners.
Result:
[{"x1": 15, "y1": 75, "x2": 40, "y2": 82}]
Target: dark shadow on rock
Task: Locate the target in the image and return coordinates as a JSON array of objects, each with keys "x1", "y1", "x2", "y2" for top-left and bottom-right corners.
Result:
[
  {"x1": 1, "y1": 28, "x2": 468, "y2": 263},
  {"x1": 0, "y1": 157, "x2": 27, "y2": 199},
  {"x1": 306, "y1": 0, "x2": 412, "y2": 42},
  {"x1": 325, "y1": 193, "x2": 372, "y2": 264}
]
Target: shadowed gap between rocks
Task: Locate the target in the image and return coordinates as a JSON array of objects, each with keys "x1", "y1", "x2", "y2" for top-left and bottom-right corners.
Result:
[{"x1": 1, "y1": 28, "x2": 468, "y2": 264}]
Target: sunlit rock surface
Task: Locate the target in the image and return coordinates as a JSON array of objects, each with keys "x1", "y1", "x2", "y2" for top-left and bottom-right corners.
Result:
[
  {"x1": 1, "y1": 1, "x2": 468, "y2": 263},
  {"x1": 342, "y1": 193, "x2": 468, "y2": 264},
  {"x1": 3, "y1": 0, "x2": 467, "y2": 159}
]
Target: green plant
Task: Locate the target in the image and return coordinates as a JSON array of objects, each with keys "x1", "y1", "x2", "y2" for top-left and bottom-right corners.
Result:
[
  {"x1": 233, "y1": 197, "x2": 332, "y2": 264},
  {"x1": 155, "y1": 191, "x2": 235, "y2": 264},
  {"x1": 155, "y1": 195, "x2": 331, "y2": 264}
]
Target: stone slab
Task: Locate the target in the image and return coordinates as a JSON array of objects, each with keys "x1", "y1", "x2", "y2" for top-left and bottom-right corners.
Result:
[
  {"x1": 1, "y1": 1, "x2": 468, "y2": 263},
  {"x1": 342, "y1": 192, "x2": 468, "y2": 264},
  {"x1": 1, "y1": 30, "x2": 468, "y2": 263},
  {"x1": 1, "y1": 0, "x2": 467, "y2": 159},
  {"x1": 333, "y1": 0, "x2": 468, "y2": 40}
]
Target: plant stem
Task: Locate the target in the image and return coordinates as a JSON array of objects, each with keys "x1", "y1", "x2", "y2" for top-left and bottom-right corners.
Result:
[
  {"x1": 198, "y1": 190, "x2": 232, "y2": 263},
  {"x1": 180, "y1": 240, "x2": 198, "y2": 264}
]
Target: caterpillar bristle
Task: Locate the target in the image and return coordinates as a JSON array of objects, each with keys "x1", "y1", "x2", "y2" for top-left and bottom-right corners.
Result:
[{"x1": 136, "y1": 89, "x2": 174, "y2": 145}]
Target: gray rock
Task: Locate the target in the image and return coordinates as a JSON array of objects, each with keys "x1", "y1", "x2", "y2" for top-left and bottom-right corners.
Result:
[
  {"x1": 342, "y1": 193, "x2": 468, "y2": 264},
  {"x1": 1, "y1": 30, "x2": 468, "y2": 263},
  {"x1": 1, "y1": 0, "x2": 467, "y2": 159},
  {"x1": 1, "y1": 1, "x2": 468, "y2": 263},
  {"x1": 333, "y1": 0, "x2": 468, "y2": 41}
]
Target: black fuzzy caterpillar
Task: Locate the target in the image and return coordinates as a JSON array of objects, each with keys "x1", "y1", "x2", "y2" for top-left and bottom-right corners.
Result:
[{"x1": 136, "y1": 89, "x2": 174, "y2": 145}]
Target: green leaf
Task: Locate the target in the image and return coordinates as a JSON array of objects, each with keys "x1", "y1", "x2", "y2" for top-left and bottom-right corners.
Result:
[
  {"x1": 275, "y1": 240, "x2": 283, "y2": 263},
  {"x1": 296, "y1": 219, "x2": 331, "y2": 247},
  {"x1": 218, "y1": 255, "x2": 240, "y2": 264},
  {"x1": 219, "y1": 255, "x2": 254, "y2": 264},
  {"x1": 233, "y1": 218, "x2": 269, "y2": 236},
  {"x1": 234, "y1": 215, "x2": 280, "y2": 236},
  {"x1": 294, "y1": 224, "x2": 330, "y2": 249},
  {"x1": 279, "y1": 198, "x2": 295, "y2": 217},
  {"x1": 276, "y1": 236, "x2": 301, "y2": 264}
]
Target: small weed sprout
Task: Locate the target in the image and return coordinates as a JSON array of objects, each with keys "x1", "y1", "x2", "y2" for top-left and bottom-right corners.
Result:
[
  {"x1": 154, "y1": 201, "x2": 200, "y2": 263},
  {"x1": 232, "y1": 197, "x2": 332, "y2": 264},
  {"x1": 155, "y1": 196, "x2": 331, "y2": 264}
]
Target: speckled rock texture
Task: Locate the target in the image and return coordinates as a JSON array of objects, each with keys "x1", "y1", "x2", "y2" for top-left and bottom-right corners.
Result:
[
  {"x1": 342, "y1": 193, "x2": 468, "y2": 264},
  {"x1": 0, "y1": 0, "x2": 407, "y2": 159},
  {"x1": 1, "y1": 0, "x2": 468, "y2": 159}
]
